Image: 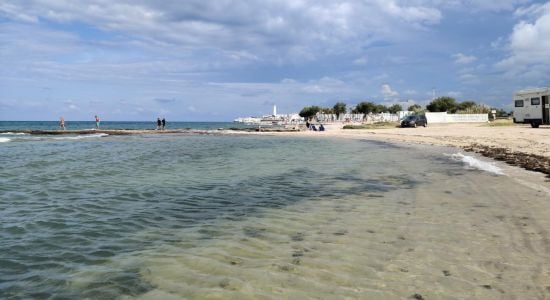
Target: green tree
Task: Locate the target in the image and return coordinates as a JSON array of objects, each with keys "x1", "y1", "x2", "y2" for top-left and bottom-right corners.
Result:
[
  {"x1": 374, "y1": 104, "x2": 388, "y2": 113},
  {"x1": 388, "y1": 104, "x2": 403, "y2": 114},
  {"x1": 427, "y1": 96, "x2": 458, "y2": 113},
  {"x1": 319, "y1": 107, "x2": 334, "y2": 114},
  {"x1": 333, "y1": 102, "x2": 347, "y2": 119},
  {"x1": 299, "y1": 106, "x2": 321, "y2": 120},
  {"x1": 353, "y1": 101, "x2": 377, "y2": 115},
  {"x1": 407, "y1": 104, "x2": 422, "y2": 111},
  {"x1": 465, "y1": 104, "x2": 490, "y2": 114},
  {"x1": 457, "y1": 101, "x2": 476, "y2": 111}
]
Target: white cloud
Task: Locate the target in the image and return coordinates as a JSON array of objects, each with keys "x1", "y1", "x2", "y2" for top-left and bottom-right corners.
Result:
[
  {"x1": 459, "y1": 73, "x2": 479, "y2": 84},
  {"x1": 301, "y1": 77, "x2": 346, "y2": 94},
  {"x1": 63, "y1": 100, "x2": 79, "y2": 111},
  {"x1": 0, "y1": 0, "x2": 538, "y2": 119},
  {"x1": 379, "y1": 0, "x2": 441, "y2": 24},
  {"x1": 453, "y1": 53, "x2": 477, "y2": 64},
  {"x1": 0, "y1": 2, "x2": 38, "y2": 22},
  {"x1": 418, "y1": 0, "x2": 529, "y2": 12},
  {"x1": 496, "y1": 2, "x2": 550, "y2": 77},
  {"x1": 447, "y1": 91, "x2": 462, "y2": 98},
  {"x1": 0, "y1": 1, "x2": 445, "y2": 66},
  {"x1": 465, "y1": 0, "x2": 530, "y2": 12},
  {"x1": 353, "y1": 57, "x2": 368, "y2": 65},
  {"x1": 280, "y1": 78, "x2": 297, "y2": 84},
  {"x1": 381, "y1": 83, "x2": 399, "y2": 99},
  {"x1": 302, "y1": 85, "x2": 325, "y2": 93}
]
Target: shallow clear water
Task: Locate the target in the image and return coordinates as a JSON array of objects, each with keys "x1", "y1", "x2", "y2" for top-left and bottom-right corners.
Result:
[{"x1": 1, "y1": 133, "x2": 549, "y2": 299}]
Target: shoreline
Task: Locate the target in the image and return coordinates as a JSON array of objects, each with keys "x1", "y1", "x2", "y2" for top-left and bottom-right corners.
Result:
[
  {"x1": 3, "y1": 123, "x2": 550, "y2": 177},
  {"x1": 252, "y1": 123, "x2": 550, "y2": 177}
]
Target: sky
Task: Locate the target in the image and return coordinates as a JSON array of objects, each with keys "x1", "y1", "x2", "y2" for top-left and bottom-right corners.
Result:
[{"x1": 1, "y1": 0, "x2": 550, "y2": 121}]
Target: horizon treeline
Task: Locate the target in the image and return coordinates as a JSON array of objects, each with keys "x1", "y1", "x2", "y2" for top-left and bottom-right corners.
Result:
[{"x1": 299, "y1": 97, "x2": 510, "y2": 119}]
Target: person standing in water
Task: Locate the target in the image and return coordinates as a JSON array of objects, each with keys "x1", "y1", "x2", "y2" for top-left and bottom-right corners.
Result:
[
  {"x1": 157, "y1": 117, "x2": 161, "y2": 130},
  {"x1": 161, "y1": 118, "x2": 166, "y2": 130},
  {"x1": 59, "y1": 117, "x2": 65, "y2": 130},
  {"x1": 95, "y1": 115, "x2": 100, "y2": 129}
]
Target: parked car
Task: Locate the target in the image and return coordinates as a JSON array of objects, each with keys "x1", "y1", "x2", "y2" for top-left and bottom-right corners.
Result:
[{"x1": 401, "y1": 115, "x2": 427, "y2": 127}]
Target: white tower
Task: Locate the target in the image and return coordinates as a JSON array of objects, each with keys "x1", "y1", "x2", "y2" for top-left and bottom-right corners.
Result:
[{"x1": 273, "y1": 105, "x2": 277, "y2": 116}]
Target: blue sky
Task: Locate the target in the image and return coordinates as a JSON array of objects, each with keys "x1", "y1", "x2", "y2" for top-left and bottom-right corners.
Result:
[{"x1": 1, "y1": 0, "x2": 549, "y2": 121}]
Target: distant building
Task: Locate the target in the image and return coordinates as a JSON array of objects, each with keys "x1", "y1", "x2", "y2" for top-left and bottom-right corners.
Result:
[{"x1": 234, "y1": 104, "x2": 302, "y2": 126}]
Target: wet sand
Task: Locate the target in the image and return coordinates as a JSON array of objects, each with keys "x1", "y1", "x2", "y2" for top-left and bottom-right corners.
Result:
[{"x1": 122, "y1": 166, "x2": 550, "y2": 300}]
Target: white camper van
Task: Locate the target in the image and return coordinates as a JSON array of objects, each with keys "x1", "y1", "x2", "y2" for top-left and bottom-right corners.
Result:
[{"x1": 513, "y1": 88, "x2": 550, "y2": 128}]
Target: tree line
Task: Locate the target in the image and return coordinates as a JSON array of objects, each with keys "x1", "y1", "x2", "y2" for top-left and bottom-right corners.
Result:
[{"x1": 299, "y1": 97, "x2": 504, "y2": 120}]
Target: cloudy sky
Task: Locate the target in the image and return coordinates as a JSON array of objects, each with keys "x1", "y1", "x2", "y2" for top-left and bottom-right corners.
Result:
[{"x1": 1, "y1": 0, "x2": 549, "y2": 121}]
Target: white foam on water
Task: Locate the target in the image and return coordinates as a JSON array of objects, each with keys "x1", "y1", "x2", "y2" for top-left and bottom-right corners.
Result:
[
  {"x1": 448, "y1": 153, "x2": 504, "y2": 175},
  {"x1": 0, "y1": 132, "x2": 27, "y2": 135},
  {"x1": 52, "y1": 133, "x2": 108, "y2": 140},
  {"x1": 0, "y1": 137, "x2": 11, "y2": 143}
]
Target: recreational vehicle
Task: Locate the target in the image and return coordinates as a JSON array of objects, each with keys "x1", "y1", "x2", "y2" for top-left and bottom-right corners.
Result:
[{"x1": 513, "y1": 88, "x2": 550, "y2": 128}]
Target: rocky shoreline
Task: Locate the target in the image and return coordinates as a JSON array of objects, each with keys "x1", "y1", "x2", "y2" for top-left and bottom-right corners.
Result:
[{"x1": 463, "y1": 143, "x2": 550, "y2": 177}]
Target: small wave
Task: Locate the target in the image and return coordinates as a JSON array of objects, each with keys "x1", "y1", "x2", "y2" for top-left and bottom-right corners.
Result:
[
  {"x1": 0, "y1": 132, "x2": 27, "y2": 135},
  {"x1": 52, "y1": 133, "x2": 108, "y2": 140},
  {"x1": 0, "y1": 137, "x2": 11, "y2": 143},
  {"x1": 448, "y1": 153, "x2": 504, "y2": 175}
]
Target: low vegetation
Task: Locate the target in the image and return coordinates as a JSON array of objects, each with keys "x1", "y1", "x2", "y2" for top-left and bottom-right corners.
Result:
[
  {"x1": 482, "y1": 119, "x2": 515, "y2": 127},
  {"x1": 343, "y1": 122, "x2": 398, "y2": 129}
]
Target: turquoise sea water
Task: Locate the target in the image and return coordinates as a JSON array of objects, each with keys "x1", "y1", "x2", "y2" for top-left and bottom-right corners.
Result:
[
  {"x1": 0, "y1": 121, "x2": 249, "y2": 131},
  {"x1": 1, "y1": 127, "x2": 550, "y2": 299}
]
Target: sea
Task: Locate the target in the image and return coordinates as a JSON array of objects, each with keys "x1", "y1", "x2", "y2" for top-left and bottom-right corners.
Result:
[
  {"x1": 0, "y1": 121, "x2": 251, "y2": 131},
  {"x1": 1, "y1": 121, "x2": 550, "y2": 299}
]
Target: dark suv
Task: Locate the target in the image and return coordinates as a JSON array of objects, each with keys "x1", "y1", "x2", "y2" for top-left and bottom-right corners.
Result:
[{"x1": 401, "y1": 115, "x2": 427, "y2": 127}]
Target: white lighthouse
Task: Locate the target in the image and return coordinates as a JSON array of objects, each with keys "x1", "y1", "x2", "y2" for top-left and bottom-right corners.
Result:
[{"x1": 273, "y1": 105, "x2": 277, "y2": 116}]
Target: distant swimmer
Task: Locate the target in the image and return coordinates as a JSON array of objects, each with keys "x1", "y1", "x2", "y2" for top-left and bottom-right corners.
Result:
[
  {"x1": 157, "y1": 117, "x2": 161, "y2": 130},
  {"x1": 95, "y1": 115, "x2": 100, "y2": 129},
  {"x1": 59, "y1": 117, "x2": 65, "y2": 130},
  {"x1": 162, "y1": 118, "x2": 166, "y2": 130}
]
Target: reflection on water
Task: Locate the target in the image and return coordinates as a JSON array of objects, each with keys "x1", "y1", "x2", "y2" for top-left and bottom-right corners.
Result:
[{"x1": 1, "y1": 135, "x2": 549, "y2": 299}]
